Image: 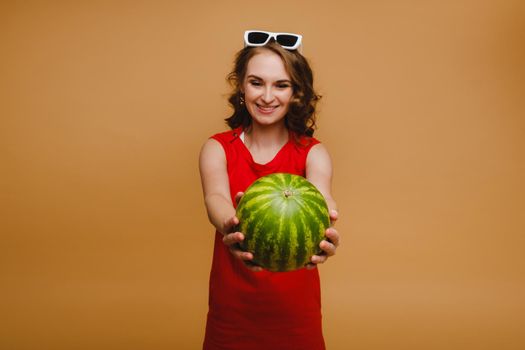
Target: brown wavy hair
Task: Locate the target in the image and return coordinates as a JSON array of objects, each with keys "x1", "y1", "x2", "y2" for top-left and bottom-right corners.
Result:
[{"x1": 224, "y1": 40, "x2": 322, "y2": 138}]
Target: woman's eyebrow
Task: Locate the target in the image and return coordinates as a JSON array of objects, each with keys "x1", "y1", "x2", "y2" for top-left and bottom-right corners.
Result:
[{"x1": 247, "y1": 74, "x2": 291, "y2": 83}]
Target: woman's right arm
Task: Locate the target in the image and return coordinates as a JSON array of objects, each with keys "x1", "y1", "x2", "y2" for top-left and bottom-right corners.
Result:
[
  {"x1": 198, "y1": 138, "x2": 262, "y2": 271},
  {"x1": 198, "y1": 138, "x2": 236, "y2": 234}
]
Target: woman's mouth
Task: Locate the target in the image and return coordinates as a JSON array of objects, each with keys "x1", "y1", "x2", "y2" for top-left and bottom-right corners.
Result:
[{"x1": 256, "y1": 104, "x2": 278, "y2": 114}]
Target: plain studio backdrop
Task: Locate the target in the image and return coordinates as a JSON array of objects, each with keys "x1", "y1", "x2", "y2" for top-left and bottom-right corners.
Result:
[{"x1": 1, "y1": 0, "x2": 524, "y2": 349}]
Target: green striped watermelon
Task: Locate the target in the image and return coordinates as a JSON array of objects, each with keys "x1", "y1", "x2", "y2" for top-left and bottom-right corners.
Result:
[{"x1": 235, "y1": 173, "x2": 330, "y2": 272}]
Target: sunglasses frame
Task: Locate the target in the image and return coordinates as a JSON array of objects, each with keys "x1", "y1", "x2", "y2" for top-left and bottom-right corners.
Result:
[{"x1": 244, "y1": 30, "x2": 303, "y2": 51}]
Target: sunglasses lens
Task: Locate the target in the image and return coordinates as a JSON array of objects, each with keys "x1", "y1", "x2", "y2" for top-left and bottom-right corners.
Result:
[
  {"x1": 275, "y1": 34, "x2": 299, "y2": 48},
  {"x1": 247, "y1": 32, "x2": 270, "y2": 45}
]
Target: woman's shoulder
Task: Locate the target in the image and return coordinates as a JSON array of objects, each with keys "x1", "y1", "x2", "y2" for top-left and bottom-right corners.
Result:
[
  {"x1": 290, "y1": 131, "x2": 321, "y2": 150},
  {"x1": 210, "y1": 127, "x2": 243, "y2": 143}
]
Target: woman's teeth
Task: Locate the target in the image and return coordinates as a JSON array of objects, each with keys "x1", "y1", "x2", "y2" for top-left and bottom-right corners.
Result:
[{"x1": 257, "y1": 104, "x2": 277, "y2": 111}]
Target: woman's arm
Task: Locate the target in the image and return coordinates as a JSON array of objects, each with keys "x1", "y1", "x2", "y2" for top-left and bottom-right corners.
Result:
[
  {"x1": 306, "y1": 143, "x2": 338, "y2": 213},
  {"x1": 199, "y1": 138, "x2": 235, "y2": 234},
  {"x1": 198, "y1": 138, "x2": 262, "y2": 271},
  {"x1": 305, "y1": 143, "x2": 340, "y2": 267}
]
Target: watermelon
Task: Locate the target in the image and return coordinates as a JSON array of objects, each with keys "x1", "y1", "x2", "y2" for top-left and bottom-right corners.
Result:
[{"x1": 235, "y1": 173, "x2": 330, "y2": 272}]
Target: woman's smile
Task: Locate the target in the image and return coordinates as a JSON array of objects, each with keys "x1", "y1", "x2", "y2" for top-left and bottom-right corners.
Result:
[{"x1": 256, "y1": 103, "x2": 279, "y2": 114}]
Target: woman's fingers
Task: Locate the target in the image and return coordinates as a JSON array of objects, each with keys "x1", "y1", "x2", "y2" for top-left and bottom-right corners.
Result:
[
  {"x1": 234, "y1": 192, "x2": 244, "y2": 205},
  {"x1": 222, "y1": 231, "x2": 250, "y2": 260},
  {"x1": 222, "y1": 231, "x2": 243, "y2": 246},
  {"x1": 308, "y1": 249, "x2": 329, "y2": 267},
  {"x1": 316, "y1": 227, "x2": 339, "y2": 258},
  {"x1": 329, "y1": 209, "x2": 338, "y2": 226},
  {"x1": 223, "y1": 215, "x2": 239, "y2": 234},
  {"x1": 325, "y1": 227, "x2": 340, "y2": 247},
  {"x1": 243, "y1": 260, "x2": 264, "y2": 272},
  {"x1": 320, "y1": 239, "x2": 337, "y2": 256},
  {"x1": 306, "y1": 227, "x2": 340, "y2": 268},
  {"x1": 229, "y1": 246, "x2": 253, "y2": 261},
  {"x1": 305, "y1": 263, "x2": 317, "y2": 270},
  {"x1": 222, "y1": 231, "x2": 263, "y2": 272},
  {"x1": 311, "y1": 254, "x2": 329, "y2": 264}
]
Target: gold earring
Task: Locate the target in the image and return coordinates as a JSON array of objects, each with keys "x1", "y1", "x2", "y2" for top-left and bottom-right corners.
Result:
[{"x1": 240, "y1": 94, "x2": 245, "y2": 105}]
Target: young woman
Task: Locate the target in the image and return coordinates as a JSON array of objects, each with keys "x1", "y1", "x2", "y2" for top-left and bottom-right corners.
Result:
[{"x1": 199, "y1": 30, "x2": 340, "y2": 350}]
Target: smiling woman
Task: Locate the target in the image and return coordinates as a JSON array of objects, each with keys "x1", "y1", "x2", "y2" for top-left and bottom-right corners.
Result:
[
  {"x1": 245, "y1": 73, "x2": 292, "y2": 113},
  {"x1": 224, "y1": 38, "x2": 322, "y2": 138},
  {"x1": 198, "y1": 31, "x2": 339, "y2": 350},
  {"x1": 241, "y1": 52, "x2": 294, "y2": 128}
]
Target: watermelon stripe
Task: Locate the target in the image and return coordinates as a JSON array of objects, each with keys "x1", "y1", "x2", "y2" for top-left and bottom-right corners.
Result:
[
  {"x1": 294, "y1": 209, "x2": 308, "y2": 268},
  {"x1": 275, "y1": 203, "x2": 288, "y2": 271},
  {"x1": 252, "y1": 204, "x2": 277, "y2": 267},
  {"x1": 243, "y1": 204, "x2": 272, "y2": 251},
  {"x1": 294, "y1": 198, "x2": 326, "y2": 255},
  {"x1": 288, "y1": 219, "x2": 299, "y2": 268},
  {"x1": 299, "y1": 193, "x2": 329, "y2": 219}
]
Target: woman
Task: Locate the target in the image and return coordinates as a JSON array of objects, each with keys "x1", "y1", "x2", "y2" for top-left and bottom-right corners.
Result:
[{"x1": 199, "y1": 30, "x2": 340, "y2": 350}]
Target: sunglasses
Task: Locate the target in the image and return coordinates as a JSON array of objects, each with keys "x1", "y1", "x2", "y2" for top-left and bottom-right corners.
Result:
[{"x1": 244, "y1": 30, "x2": 303, "y2": 50}]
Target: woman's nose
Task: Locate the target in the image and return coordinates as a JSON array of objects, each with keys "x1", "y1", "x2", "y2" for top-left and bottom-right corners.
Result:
[{"x1": 261, "y1": 87, "x2": 275, "y2": 103}]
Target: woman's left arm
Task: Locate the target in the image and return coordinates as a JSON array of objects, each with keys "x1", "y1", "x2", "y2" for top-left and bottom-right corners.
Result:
[{"x1": 305, "y1": 143, "x2": 340, "y2": 268}]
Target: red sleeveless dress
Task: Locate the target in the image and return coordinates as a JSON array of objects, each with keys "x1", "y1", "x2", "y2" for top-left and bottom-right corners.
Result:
[{"x1": 203, "y1": 127, "x2": 326, "y2": 350}]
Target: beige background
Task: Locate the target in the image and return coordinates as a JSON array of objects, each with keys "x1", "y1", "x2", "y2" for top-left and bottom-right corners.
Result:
[{"x1": 1, "y1": 0, "x2": 524, "y2": 349}]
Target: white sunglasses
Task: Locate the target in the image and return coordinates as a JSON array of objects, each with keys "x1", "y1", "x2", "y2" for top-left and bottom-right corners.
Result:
[{"x1": 244, "y1": 30, "x2": 303, "y2": 51}]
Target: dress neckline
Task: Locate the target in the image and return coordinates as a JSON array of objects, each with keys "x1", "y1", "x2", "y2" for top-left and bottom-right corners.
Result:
[{"x1": 236, "y1": 128, "x2": 292, "y2": 167}]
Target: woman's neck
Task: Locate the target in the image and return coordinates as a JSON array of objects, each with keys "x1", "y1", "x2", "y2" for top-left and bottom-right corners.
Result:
[
  {"x1": 241, "y1": 122, "x2": 289, "y2": 164},
  {"x1": 244, "y1": 123, "x2": 289, "y2": 150}
]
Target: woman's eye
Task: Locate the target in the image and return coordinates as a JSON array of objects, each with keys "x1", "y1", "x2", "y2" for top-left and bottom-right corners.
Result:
[{"x1": 249, "y1": 80, "x2": 290, "y2": 89}]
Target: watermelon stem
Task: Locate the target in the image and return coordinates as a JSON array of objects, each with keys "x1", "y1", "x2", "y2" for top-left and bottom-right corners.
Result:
[{"x1": 284, "y1": 190, "x2": 293, "y2": 198}]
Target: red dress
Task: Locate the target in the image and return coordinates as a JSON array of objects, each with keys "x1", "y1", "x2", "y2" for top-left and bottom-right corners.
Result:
[{"x1": 203, "y1": 127, "x2": 326, "y2": 350}]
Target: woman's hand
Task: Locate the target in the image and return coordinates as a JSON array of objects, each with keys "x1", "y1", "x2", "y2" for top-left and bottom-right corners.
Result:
[
  {"x1": 221, "y1": 192, "x2": 264, "y2": 272},
  {"x1": 306, "y1": 209, "x2": 340, "y2": 269}
]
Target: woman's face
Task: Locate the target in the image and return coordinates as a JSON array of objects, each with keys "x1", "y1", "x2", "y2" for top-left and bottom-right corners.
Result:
[{"x1": 241, "y1": 50, "x2": 293, "y2": 127}]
